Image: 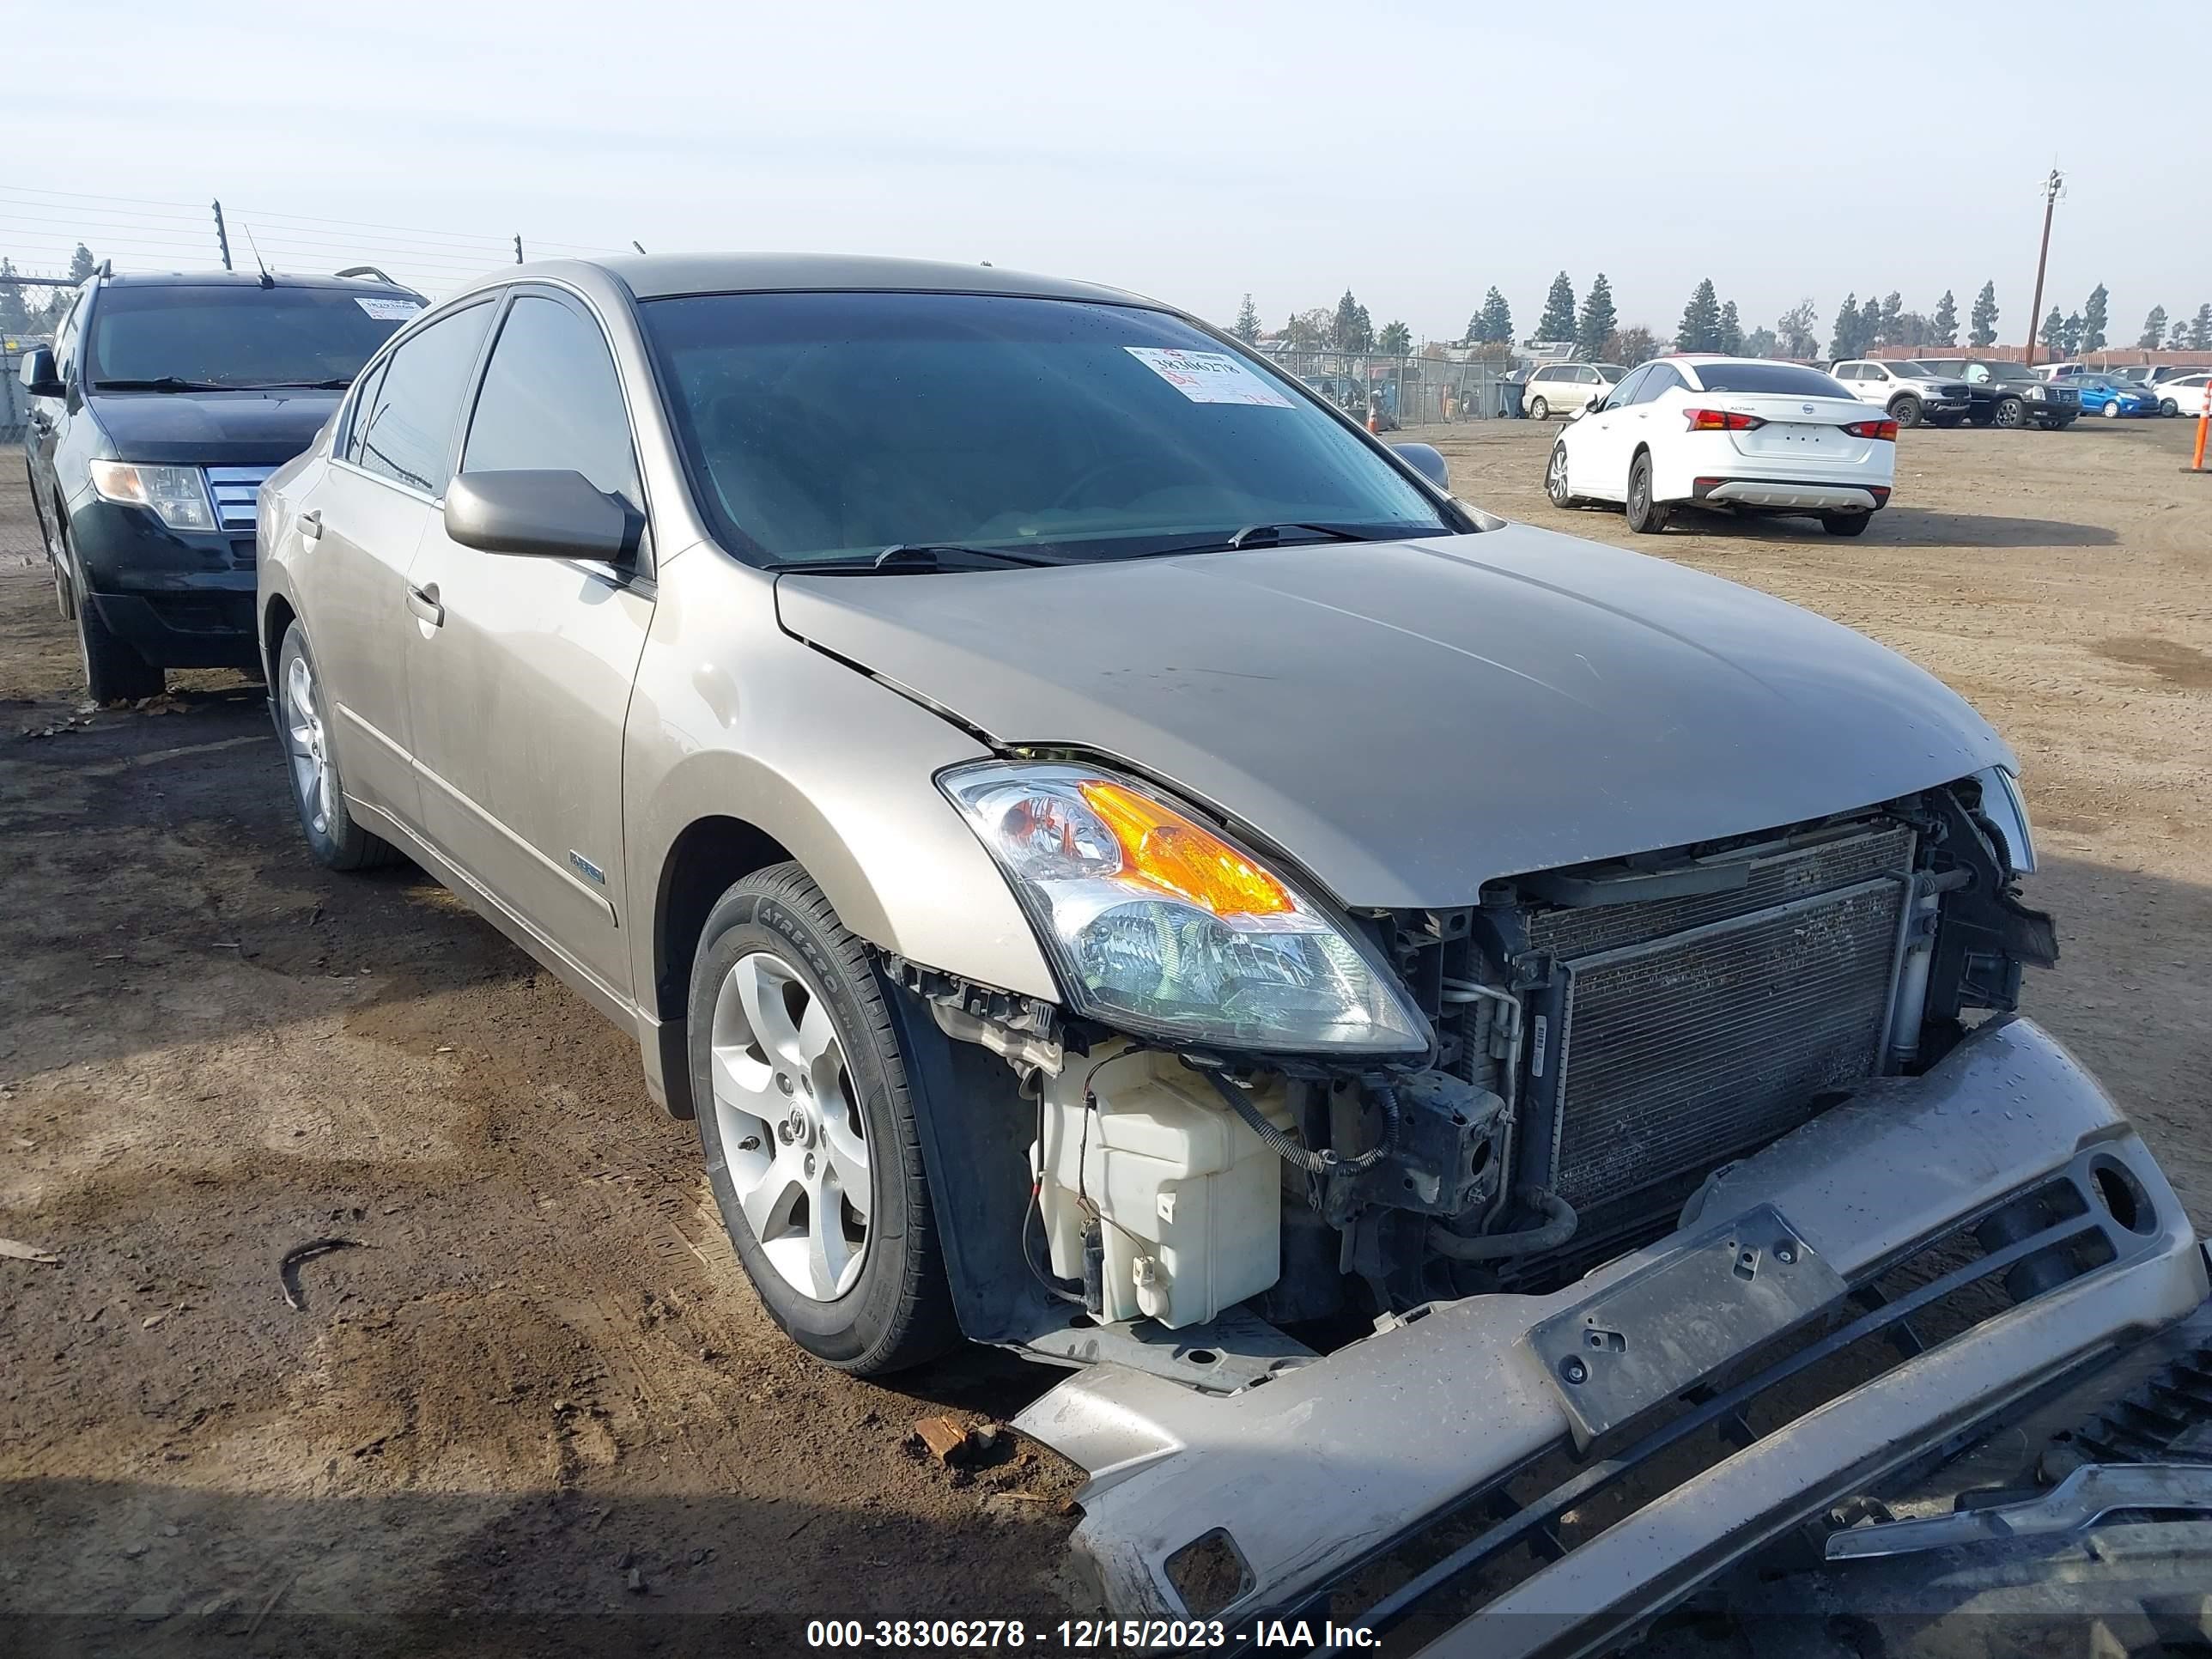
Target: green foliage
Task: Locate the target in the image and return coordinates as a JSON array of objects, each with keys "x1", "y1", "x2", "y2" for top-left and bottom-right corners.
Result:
[
  {"x1": 1466, "y1": 287, "x2": 1513, "y2": 345},
  {"x1": 1675, "y1": 277, "x2": 1722, "y2": 352},
  {"x1": 1969, "y1": 281, "x2": 1999, "y2": 349},
  {"x1": 1715, "y1": 299, "x2": 1743, "y2": 356},
  {"x1": 1930, "y1": 289, "x2": 1958, "y2": 347},
  {"x1": 1604, "y1": 325, "x2": 1660, "y2": 366},
  {"x1": 1332, "y1": 289, "x2": 1373, "y2": 352},
  {"x1": 66, "y1": 243, "x2": 95, "y2": 283},
  {"x1": 2171, "y1": 315, "x2": 2191, "y2": 349},
  {"x1": 1831, "y1": 295, "x2": 1862, "y2": 359},
  {"x1": 2080, "y1": 284, "x2": 2107, "y2": 353},
  {"x1": 2061, "y1": 311, "x2": 2083, "y2": 356},
  {"x1": 2138, "y1": 306, "x2": 2167, "y2": 350},
  {"x1": 1536, "y1": 271, "x2": 1577, "y2": 343},
  {"x1": 1232, "y1": 294, "x2": 1261, "y2": 344},
  {"x1": 1740, "y1": 325, "x2": 1778, "y2": 359},
  {"x1": 1376, "y1": 319, "x2": 1413, "y2": 356},
  {"x1": 0, "y1": 260, "x2": 29, "y2": 332},
  {"x1": 2193, "y1": 305, "x2": 2212, "y2": 350},
  {"x1": 1285, "y1": 308, "x2": 1332, "y2": 349},
  {"x1": 2039, "y1": 308, "x2": 2067, "y2": 354},
  {"x1": 1576, "y1": 274, "x2": 1616, "y2": 359},
  {"x1": 1778, "y1": 300, "x2": 1820, "y2": 359}
]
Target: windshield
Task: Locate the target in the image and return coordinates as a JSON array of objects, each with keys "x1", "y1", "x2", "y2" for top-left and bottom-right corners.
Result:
[
  {"x1": 1687, "y1": 361, "x2": 1856, "y2": 398},
  {"x1": 639, "y1": 291, "x2": 1451, "y2": 565},
  {"x1": 85, "y1": 284, "x2": 418, "y2": 391}
]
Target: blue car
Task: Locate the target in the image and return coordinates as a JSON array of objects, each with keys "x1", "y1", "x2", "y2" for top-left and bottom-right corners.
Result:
[{"x1": 2070, "y1": 375, "x2": 2160, "y2": 418}]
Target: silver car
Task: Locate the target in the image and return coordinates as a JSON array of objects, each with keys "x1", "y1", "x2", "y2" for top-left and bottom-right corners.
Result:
[{"x1": 258, "y1": 256, "x2": 2208, "y2": 1633}]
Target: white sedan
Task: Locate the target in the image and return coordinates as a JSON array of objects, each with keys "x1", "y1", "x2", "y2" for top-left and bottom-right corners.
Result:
[
  {"x1": 2155, "y1": 374, "x2": 2208, "y2": 418},
  {"x1": 1544, "y1": 355, "x2": 1897, "y2": 537}
]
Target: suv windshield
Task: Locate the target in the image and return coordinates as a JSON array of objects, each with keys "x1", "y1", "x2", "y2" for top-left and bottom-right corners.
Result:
[
  {"x1": 85, "y1": 285, "x2": 419, "y2": 392},
  {"x1": 639, "y1": 291, "x2": 1452, "y2": 565},
  {"x1": 1689, "y1": 362, "x2": 1856, "y2": 398}
]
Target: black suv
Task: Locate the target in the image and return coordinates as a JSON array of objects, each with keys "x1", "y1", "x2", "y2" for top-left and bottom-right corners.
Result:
[
  {"x1": 1914, "y1": 358, "x2": 2081, "y2": 431},
  {"x1": 20, "y1": 268, "x2": 423, "y2": 700}
]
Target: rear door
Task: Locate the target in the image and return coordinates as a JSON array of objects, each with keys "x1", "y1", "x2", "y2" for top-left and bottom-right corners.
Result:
[
  {"x1": 402, "y1": 287, "x2": 653, "y2": 1004},
  {"x1": 295, "y1": 300, "x2": 496, "y2": 823},
  {"x1": 1567, "y1": 365, "x2": 1649, "y2": 498}
]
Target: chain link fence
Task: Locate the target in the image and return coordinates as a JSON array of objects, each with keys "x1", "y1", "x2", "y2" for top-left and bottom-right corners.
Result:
[
  {"x1": 0, "y1": 335, "x2": 41, "y2": 445},
  {"x1": 1260, "y1": 348, "x2": 1523, "y2": 426}
]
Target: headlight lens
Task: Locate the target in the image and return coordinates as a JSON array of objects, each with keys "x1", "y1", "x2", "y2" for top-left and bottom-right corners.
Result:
[
  {"x1": 1972, "y1": 765, "x2": 2036, "y2": 874},
  {"x1": 2027, "y1": 383, "x2": 2046, "y2": 398},
  {"x1": 941, "y1": 762, "x2": 1428, "y2": 1055},
  {"x1": 88, "y1": 461, "x2": 216, "y2": 532}
]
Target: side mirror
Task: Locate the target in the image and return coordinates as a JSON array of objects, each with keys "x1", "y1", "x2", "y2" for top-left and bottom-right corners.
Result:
[
  {"x1": 1389, "y1": 441, "x2": 1449, "y2": 491},
  {"x1": 18, "y1": 345, "x2": 64, "y2": 398},
  {"x1": 1586, "y1": 393, "x2": 1605, "y2": 410},
  {"x1": 443, "y1": 470, "x2": 636, "y2": 562}
]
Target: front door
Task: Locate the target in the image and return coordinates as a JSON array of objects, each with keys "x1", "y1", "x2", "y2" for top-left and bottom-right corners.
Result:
[{"x1": 402, "y1": 289, "x2": 653, "y2": 1005}]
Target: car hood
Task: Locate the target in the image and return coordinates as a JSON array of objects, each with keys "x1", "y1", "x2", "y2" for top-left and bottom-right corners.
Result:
[
  {"x1": 89, "y1": 389, "x2": 343, "y2": 467},
  {"x1": 775, "y1": 527, "x2": 2013, "y2": 908}
]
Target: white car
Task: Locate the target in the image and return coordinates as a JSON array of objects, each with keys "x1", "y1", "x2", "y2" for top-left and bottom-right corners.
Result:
[
  {"x1": 2160, "y1": 373, "x2": 2209, "y2": 417},
  {"x1": 1829, "y1": 359, "x2": 1973, "y2": 428},
  {"x1": 1521, "y1": 361, "x2": 1623, "y2": 421},
  {"x1": 1544, "y1": 356, "x2": 1896, "y2": 537}
]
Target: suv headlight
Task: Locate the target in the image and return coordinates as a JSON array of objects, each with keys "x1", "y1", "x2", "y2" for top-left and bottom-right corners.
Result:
[
  {"x1": 1972, "y1": 765, "x2": 2037, "y2": 875},
  {"x1": 88, "y1": 461, "x2": 216, "y2": 533},
  {"x1": 2026, "y1": 383, "x2": 2047, "y2": 398},
  {"x1": 941, "y1": 762, "x2": 1428, "y2": 1056}
]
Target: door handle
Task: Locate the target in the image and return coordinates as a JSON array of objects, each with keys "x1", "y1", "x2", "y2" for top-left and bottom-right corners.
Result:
[
  {"x1": 296, "y1": 509, "x2": 321, "y2": 544},
  {"x1": 405, "y1": 582, "x2": 444, "y2": 628}
]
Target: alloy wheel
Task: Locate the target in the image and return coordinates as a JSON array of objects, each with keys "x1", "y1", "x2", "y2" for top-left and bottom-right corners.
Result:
[
  {"x1": 1546, "y1": 444, "x2": 1571, "y2": 505},
  {"x1": 709, "y1": 951, "x2": 870, "y2": 1301},
  {"x1": 283, "y1": 654, "x2": 337, "y2": 837}
]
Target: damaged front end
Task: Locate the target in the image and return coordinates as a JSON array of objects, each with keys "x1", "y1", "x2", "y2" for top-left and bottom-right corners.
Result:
[{"x1": 883, "y1": 766, "x2": 2205, "y2": 1645}]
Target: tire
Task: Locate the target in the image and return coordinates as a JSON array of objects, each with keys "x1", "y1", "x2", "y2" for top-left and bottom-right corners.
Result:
[
  {"x1": 2101, "y1": 401, "x2": 2122, "y2": 418},
  {"x1": 1625, "y1": 451, "x2": 1669, "y2": 534},
  {"x1": 1967, "y1": 408, "x2": 1996, "y2": 428},
  {"x1": 43, "y1": 507, "x2": 76, "y2": 622},
  {"x1": 1820, "y1": 511, "x2": 1872, "y2": 537},
  {"x1": 2049, "y1": 416, "x2": 2077, "y2": 430},
  {"x1": 274, "y1": 622, "x2": 399, "y2": 872},
  {"x1": 1930, "y1": 410, "x2": 1965, "y2": 428},
  {"x1": 1994, "y1": 397, "x2": 2026, "y2": 429},
  {"x1": 76, "y1": 590, "x2": 164, "y2": 704},
  {"x1": 1544, "y1": 441, "x2": 1579, "y2": 507},
  {"x1": 2160, "y1": 398, "x2": 2179, "y2": 418},
  {"x1": 688, "y1": 863, "x2": 957, "y2": 1376},
  {"x1": 1889, "y1": 395, "x2": 1923, "y2": 429},
  {"x1": 1528, "y1": 395, "x2": 1550, "y2": 421}
]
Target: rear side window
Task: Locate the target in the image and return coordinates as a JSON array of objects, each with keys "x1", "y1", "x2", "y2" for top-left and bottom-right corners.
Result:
[
  {"x1": 1692, "y1": 362, "x2": 1856, "y2": 398},
  {"x1": 461, "y1": 295, "x2": 641, "y2": 506},
  {"x1": 341, "y1": 358, "x2": 389, "y2": 465},
  {"x1": 354, "y1": 302, "x2": 495, "y2": 495}
]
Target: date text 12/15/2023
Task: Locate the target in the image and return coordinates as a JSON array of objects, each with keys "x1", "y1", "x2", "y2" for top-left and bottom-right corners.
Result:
[{"x1": 803, "y1": 1618, "x2": 1382, "y2": 1650}]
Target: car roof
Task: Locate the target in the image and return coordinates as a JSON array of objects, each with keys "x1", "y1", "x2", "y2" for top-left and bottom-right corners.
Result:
[
  {"x1": 562, "y1": 252, "x2": 1153, "y2": 307},
  {"x1": 98, "y1": 269, "x2": 418, "y2": 295}
]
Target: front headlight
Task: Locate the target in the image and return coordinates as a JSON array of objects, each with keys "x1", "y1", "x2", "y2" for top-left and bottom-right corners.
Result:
[
  {"x1": 2026, "y1": 383, "x2": 2047, "y2": 398},
  {"x1": 88, "y1": 461, "x2": 216, "y2": 533},
  {"x1": 940, "y1": 762, "x2": 1428, "y2": 1056},
  {"x1": 1972, "y1": 765, "x2": 2037, "y2": 875}
]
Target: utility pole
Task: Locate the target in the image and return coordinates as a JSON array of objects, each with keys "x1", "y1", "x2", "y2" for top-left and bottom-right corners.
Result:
[
  {"x1": 212, "y1": 199, "x2": 233, "y2": 271},
  {"x1": 514, "y1": 234, "x2": 524, "y2": 265},
  {"x1": 2023, "y1": 167, "x2": 2063, "y2": 367}
]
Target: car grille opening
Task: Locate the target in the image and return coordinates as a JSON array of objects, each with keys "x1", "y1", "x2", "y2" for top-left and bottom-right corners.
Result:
[{"x1": 204, "y1": 465, "x2": 276, "y2": 536}]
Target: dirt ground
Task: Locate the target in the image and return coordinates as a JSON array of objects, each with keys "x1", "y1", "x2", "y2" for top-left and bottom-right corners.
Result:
[{"x1": 3, "y1": 417, "x2": 2209, "y2": 1654}]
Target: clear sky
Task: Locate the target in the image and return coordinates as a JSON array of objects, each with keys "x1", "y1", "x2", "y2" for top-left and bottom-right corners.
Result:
[{"x1": 9, "y1": 0, "x2": 2209, "y2": 347}]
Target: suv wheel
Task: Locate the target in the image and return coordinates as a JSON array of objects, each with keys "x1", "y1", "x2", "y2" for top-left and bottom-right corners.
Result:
[
  {"x1": 1994, "y1": 397, "x2": 2026, "y2": 429},
  {"x1": 76, "y1": 587, "x2": 164, "y2": 705},
  {"x1": 1888, "y1": 394, "x2": 1923, "y2": 429},
  {"x1": 276, "y1": 622, "x2": 398, "y2": 871},
  {"x1": 1625, "y1": 452, "x2": 1669, "y2": 534},
  {"x1": 689, "y1": 863, "x2": 957, "y2": 1376}
]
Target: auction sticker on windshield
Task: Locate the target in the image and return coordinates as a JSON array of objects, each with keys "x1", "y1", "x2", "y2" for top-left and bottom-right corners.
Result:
[
  {"x1": 355, "y1": 297, "x2": 424, "y2": 321},
  {"x1": 1125, "y1": 347, "x2": 1294, "y2": 407}
]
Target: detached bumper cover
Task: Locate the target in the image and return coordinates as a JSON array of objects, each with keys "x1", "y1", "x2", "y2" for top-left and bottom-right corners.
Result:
[{"x1": 1014, "y1": 1018, "x2": 2208, "y2": 1650}]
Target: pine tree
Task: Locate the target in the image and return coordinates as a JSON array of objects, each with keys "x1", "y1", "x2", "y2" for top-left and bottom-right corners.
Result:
[
  {"x1": 1715, "y1": 299, "x2": 1743, "y2": 356},
  {"x1": 1931, "y1": 289, "x2": 1958, "y2": 347},
  {"x1": 1332, "y1": 289, "x2": 1372, "y2": 352},
  {"x1": 1232, "y1": 294, "x2": 1261, "y2": 344},
  {"x1": 2081, "y1": 284, "x2": 2108, "y2": 353},
  {"x1": 2039, "y1": 307, "x2": 2067, "y2": 355},
  {"x1": 2138, "y1": 306, "x2": 2168, "y2": 350},
  {"x1": 1475, "y1": 287, "x2": 1513, "y2": 344},
  {"x1": 1376, "y1": 319, "x2": 1412, "y2": 356},
  {"x1": 1969, "y1": 281, "x2": 1999, "y2": 349},
  {"x1": 1740, "y1": 325, "x2": 1778, "y2": 359},
  {"x1": 1537, "y1": 272, "x2": 1577, "y2": 343},
  {"x1": 1575, "y1": 273, "x2": 1616, "y2": 359},
  {"x1": 1675, "y1": 278, "x2": 1722, "y2": 352},
  {"x1": 1778, "y1": 300, "x2": 1820, "y2": 360},
  {"x1": 1831, "y1": 295, "x2": 1862, "y2": 359},
  {"x1": 66, "y1": 244, "x2": 95, "y2": 283},
  {"x1": 0, "y1": 261, "x2": 29, "y2": 332},
  {"x1": 2193, "y1": 305, "x2": 2212, "y2": 351},
  {"x1": 1873, "y1": 292, "x2": 1904, "y2": 349},
  {"x1": 2171, "y1": 317, "x2": 2191, "y2": 350}
]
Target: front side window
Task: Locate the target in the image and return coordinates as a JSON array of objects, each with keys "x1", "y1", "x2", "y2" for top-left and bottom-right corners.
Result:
[
  {"x1": 640, "y1": 291, "x2": 1452, "y2": 566},
  {"x1": 82, "y1": 284, "x2": 418, "y2": 391},
  {"x1": 1601, "y1": 366, "x2": 1648, "y2": 410},
  {"x1": 354, "y1": 302, "x2": 495, "y2": 496},
  {"x1": 53, "y1": 290, "x2": 85, "y2": 381},
  {"x1": 462, "y1": 295, "x2": 641, "y2": 506}
]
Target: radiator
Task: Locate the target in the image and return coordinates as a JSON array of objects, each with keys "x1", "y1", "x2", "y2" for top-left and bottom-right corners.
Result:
[{"x1": 1528, "y1": 823, "x2": 1916, "y2": 1213}]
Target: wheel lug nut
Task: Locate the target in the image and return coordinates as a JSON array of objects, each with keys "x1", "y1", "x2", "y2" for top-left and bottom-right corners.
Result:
[{"x1": 804, "y1": 1152, "x2": 817, "y2": 1179}]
